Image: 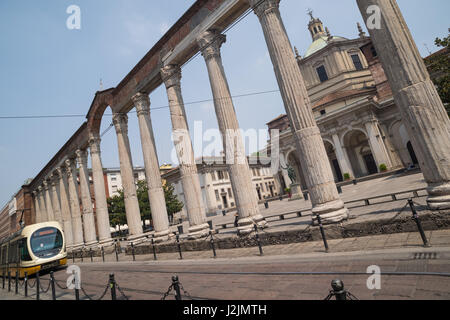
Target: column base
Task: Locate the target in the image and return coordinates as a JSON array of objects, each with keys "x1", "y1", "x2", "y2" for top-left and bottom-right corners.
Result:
[
  {"x1": 288, "y1": 184, "x2": 303, "y2": 201},
  {"x1": 98, "y1": 238, "x2": 115, "y2": 248},
  {"x1": 187, "y1": 223, "x2": 211, "y2": 240},
  {"x1": 427, "y1": 182, "x2": 450, "y2": 210},
  {"x1": 237, "y1": 215, "x2": 268, "y2": 235},
  {"x1": 311, "y1": 199, "x2": 349, "y2": 225},
  {"x1": 127, "y1": 233, "x2": 148, "y2": 245},
  {"x1": 83, "y1": 240, "x2": 99, "y2": 249},
  {"x1": 70, "y1": 242, "x2": 85, "y2": 251}
]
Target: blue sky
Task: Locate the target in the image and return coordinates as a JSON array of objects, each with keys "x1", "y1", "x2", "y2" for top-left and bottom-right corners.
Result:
[{"x1": 0, "y1": 0, "x2": 448, "y2": 206}]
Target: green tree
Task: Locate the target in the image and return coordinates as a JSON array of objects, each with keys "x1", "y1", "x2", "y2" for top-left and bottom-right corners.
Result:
[
  {"x1": 425, "y1": 29, "x2": 450, "y2": 116},
  {"x1": 107, "y1": 180, "x2": 184, "y2": 229}
]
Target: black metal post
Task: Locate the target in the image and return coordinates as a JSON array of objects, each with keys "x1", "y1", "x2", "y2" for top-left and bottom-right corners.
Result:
[
  {"x1": 337, "y1": 186, "x2": 343, "y2": 194},
  {"x1": 408, "y1": 199, "x2": 431, "y2": 247},
  {"x1": 109, "y1": 274, "x2": 117, "y2": 300},
  {"x1": 264, "y1": 201, "x2": 269, "y2": 209},
  {"x1": 15, "y1": 271, "x2": 18, "y2": 295},
  {"x1": 36, "y1": 271, "x2": 40, "y2": 301},
  {"x1": 172, "y1": 276, "x2": 182, "y2": 301},
  {"x1": 152, "y1": 238, "x2": 157, "y2": 261},
  {"x1": 331, "y1": 279, "x2": 347, "y2": 300},
  {"x1": 316, "y1": 215, "x2": 329, "y2": 253},
  {"x1": 73, "y1": 270, "x2": 80, "y2": 301},
  {"x1": 24, "y1": 272, "x2": 28, "y2": 297},
  {"x1": 81, "y1": 250, "x2": 84, "y2": 263},
  {"x1": 2, "y1": 271, "x2": 4, "y2": 289},
  {"x1": 254, "y1": 224, "x2": 264, "y2": 256},
  {"x1": 90, "y1": 248, "x2": 93, "y2": 263},
  {"x1": 50, "y1": 271, "x2": 56, "y2": 300},
  {"x1": 8, "y1": 271, "x2": 11, "y2": 292},
  {"x1": 210, "y1": 231, "x2": 217, "y2": 259},
  {"x1": 72, "y1": 251, "x2": 75, "y2": 263},
  {"x1": 176, "y1": 235, "x2": 183, "y2": 260},
  {"x1": 303, "y1": 192, "x2": 309, "y2": 201},
  {"x1": 101, "y1": 246, "x2": 105, "y2": 263},
  {"x1": 131, "y1": 242, "x2": 136, "y2": 261},
  {"x1": 115, "y1": 243, "x2": 119, "y2": 262}
]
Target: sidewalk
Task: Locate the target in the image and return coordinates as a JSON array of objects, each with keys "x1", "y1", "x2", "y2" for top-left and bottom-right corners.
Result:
[{"x1": 81, "y1": 229, "x2": 450, "y2": 263}]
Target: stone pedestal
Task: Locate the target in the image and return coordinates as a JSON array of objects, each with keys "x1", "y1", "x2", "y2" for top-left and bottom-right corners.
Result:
[
  {"x1": 289, "y1": 184, "x2": 303, "y2": 201},
  {"x1": 197, "y1": 30, "x2": 267, "y2": 234},
  {"x1": 357, "y1": 0, "x2": 450, "y2": 210},
  {"x1": 248, "y1": 0, "x2": 348, "y2": 224}
]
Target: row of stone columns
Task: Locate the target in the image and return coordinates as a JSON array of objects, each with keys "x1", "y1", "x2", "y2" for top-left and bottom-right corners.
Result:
[{"x1": 32, "y1": 148, "x2": 114, "y2": 250}]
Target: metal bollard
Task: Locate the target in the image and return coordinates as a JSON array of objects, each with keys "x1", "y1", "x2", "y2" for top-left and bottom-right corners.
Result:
[
  {"x1": 50, "y1": 271, "x2": 56, "y2": 300},
  {"x1": 331, "y1": 279, "x2": 347, "y2": 300},
  {"x1": 177, "y1": 225, "x2": 184, "y2": 235},
  {"x1": 279, "y1": 195, "x2": 283, "y2": 201},
  {"x1": 8, "y1": 271, "x2": 11, "y2": 292},
  {"x1": 15, "y1": 271, "x2": 18, "y2": 295},
  {"x1": 90, "y1": 248, "x2": 93, "y2": 263},
  {"x1": 176, "y1": 235, "x2": 183, "y2": 260},
  {"x1": 352, "y1": 179, "x2": 357, "y2": 185},
  {"x1": 207, "y1": 220, "x2": 213, "y2": 230},
  {"x1": 101, "y1": 246, "x2": 105, "y2": 263},
  {"x1": 222, "y1": 210, "x2": 226, "y2": 216},
  {"x1": 109, "y1": 274, "x2": 117, "y2": 300},
  {"x1": 172, "y1": 276, "x2": 182, "y2": 301},
  {"x1": 115, "y1": 243, "x2": 119, "y2": 262},
  {"x1": 303, "y1": 192, "x2": 309, "y2": 201},
  {"x1": 24, "y1": 272, "x2": 28, "y2": 297},
  {"x1": 2, "y1": 271, "x2": 4, "y2": 289},
  {"x1": 72, "y1": 251, "x2": 75, "y2": 263},
  {"x1": 73, "y1": 270, "x2": 80, "y2": 301},
  {"x1": 131, "y1": 242, "x2": 136, "y2": 261},
  {"x1": 264, "y1": 201, "x2": 269, "y2": 209},
  {"x1": 81, "y1": 250, "x2": 84, "y2": 263},
  {"x1": 337, "y1": 186, "x2": 343, "y2": 194},
  {"x1": 408, "y1": 199, "x2": 431, "y2": 247},
  {"x1": 210, "y1": 231, "x2": 217, "y2": 259},
  {"x1": 316, "y1": 215, "x2": 329, "y2": 253},
  {"x1": 36, "y1": 271, "x2": 40, "y2": 301},
  {"x1": 254, "y1": 224, "x2": 264, "y2": 256},
  {"x1": 152, "y1": 238, "x2": 157, "y2": 261}
]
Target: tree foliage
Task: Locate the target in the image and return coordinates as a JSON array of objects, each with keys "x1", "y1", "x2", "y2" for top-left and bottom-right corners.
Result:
[
  {"x1": 107, "y1": 180, "x2": 184, "y2": 228},
  {"x1": 425, "y1": 29, "x2": 450, "y2": 116}
]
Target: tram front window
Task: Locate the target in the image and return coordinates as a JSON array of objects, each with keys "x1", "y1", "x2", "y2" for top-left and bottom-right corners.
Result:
[{"x1": 30, "y1": 227, "x2": 63, "y2": 258}]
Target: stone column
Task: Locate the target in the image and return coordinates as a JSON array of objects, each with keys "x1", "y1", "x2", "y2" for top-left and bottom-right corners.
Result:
[
  {"x1": 88, "y1": 134, "x2": 113, "y2": 246},
  {"x1": 65, "y1": 158, "x2": 84, "y2": 248},
  {"x1": 160, "y1": 65, "x2": 210, "y2": 239},
  {"x1": 37, "y1": 186, "x2": 48, "y2": 222},
  {"x1": 76, "y1": 149, "x2": 98, "y2": 247},
  {"x1": 197, "y1": 30, "x2": 267, "y2": 233},
  {"x1": 131, "y1": 94, "x2": 171, "y2": 242},
  {"x1": 50, "y1": 175, "x2": 63, "y2": 226},
  {"x1": 32, "y1": 191, "x2": 42, "y2": 224},
  {"x1": 365, "y1": 119, "x2": 392, "y2": 170},
  {"x1": 43, "y1": 180, "x2": 55, "y2": 221},
  {"x1": 247, "y1": 0, "x2": 348, "y2": 224},
  {"x1": 332, "y1": 134, "x2": 355, "y2": 179},
  {"x1": 357, "y1": 0, "x2": 450, "y2": 209},
  {"x1": 57, "y1": 166, "x2": 74, "y2": 248},
  {"x1": 112, "y1": 113, "x2": 144, "y2": 240}
]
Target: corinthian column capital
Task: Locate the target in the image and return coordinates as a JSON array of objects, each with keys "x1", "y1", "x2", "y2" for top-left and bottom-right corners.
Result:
[
  {"x1": 113, "y1": 113, "x2": 129, "y2": 135},
  {"x1": 197, "y1": 30, "x2": 226, "y2": 61},
  {"x1": 161, "y1": 64, "x2": 182, "y2": 89},
  {"x1": 88, "y1": 134, "x2": 101, "y2": 155},
  {"x1": 76, "y1": 149, "x2": 89, "y2": 167},
  {"x1": 131, "y1": 93, "x2": 151, "y2": 117},
  {"x1": 65, "y1": 158, "x2": 76, "y2": 177},
  {"x1": 247, "y1": 0, "x2": 280, "y2": 18}
]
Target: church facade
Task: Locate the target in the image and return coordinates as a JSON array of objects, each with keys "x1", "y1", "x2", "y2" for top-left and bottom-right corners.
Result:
[{"x1": 267, "y1": 14, "x2": 418, "y2": 192}]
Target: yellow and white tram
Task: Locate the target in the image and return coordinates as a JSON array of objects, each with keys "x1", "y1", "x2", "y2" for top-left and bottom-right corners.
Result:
[{"x1": 0, "y1": 221, "x2": 67, "y2": 278}]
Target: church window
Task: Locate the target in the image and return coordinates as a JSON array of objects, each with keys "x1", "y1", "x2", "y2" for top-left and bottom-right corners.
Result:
[
  {"x1": 316, "y1": 65, "x2": 329, "y2": 82},
  {"x1": 351, "y1": 54, "x2": 364, "y2": 71}
]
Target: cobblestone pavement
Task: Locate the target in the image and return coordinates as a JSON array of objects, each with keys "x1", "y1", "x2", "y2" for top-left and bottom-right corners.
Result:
[{"x1": 3, "y1": 228, "x2": 449, "y2": 301}]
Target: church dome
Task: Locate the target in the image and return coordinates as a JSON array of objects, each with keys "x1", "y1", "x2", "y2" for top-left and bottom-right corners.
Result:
[{"x1": 304, "y1": 35, "x2": 348, "y2": 58}]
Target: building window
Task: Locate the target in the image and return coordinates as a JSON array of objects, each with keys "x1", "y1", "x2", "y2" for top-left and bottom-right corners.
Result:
[
  {"x1": 111, "y1": 177, "x2": 117, "y2": 182},
  {"x1": 351, "y1": 54, "x2": 364, "y2": 71},
  {"x1": 211, "y1": 172, "x2": 216, "y2": 181},
  {"x1": 215, "y1": 190, "x2": 220, "y2": 201},
  {"x1": 316, "y1": 65, "x2": 328, "y2": 83},
  {"x1": 218, "y1": 171, "x2": 224, "y2": 180},
  {"x1": 313, "y1": 27, "x2": 318, "y2": 34},
  {"x1": 228, "y1": 188, "x2": 233, "y2": 199}
]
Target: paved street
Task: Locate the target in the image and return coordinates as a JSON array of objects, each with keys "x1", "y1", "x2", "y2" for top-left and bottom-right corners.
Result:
[{"x1": 3, "y1": 228, "x2": 449, "y2": 301}]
